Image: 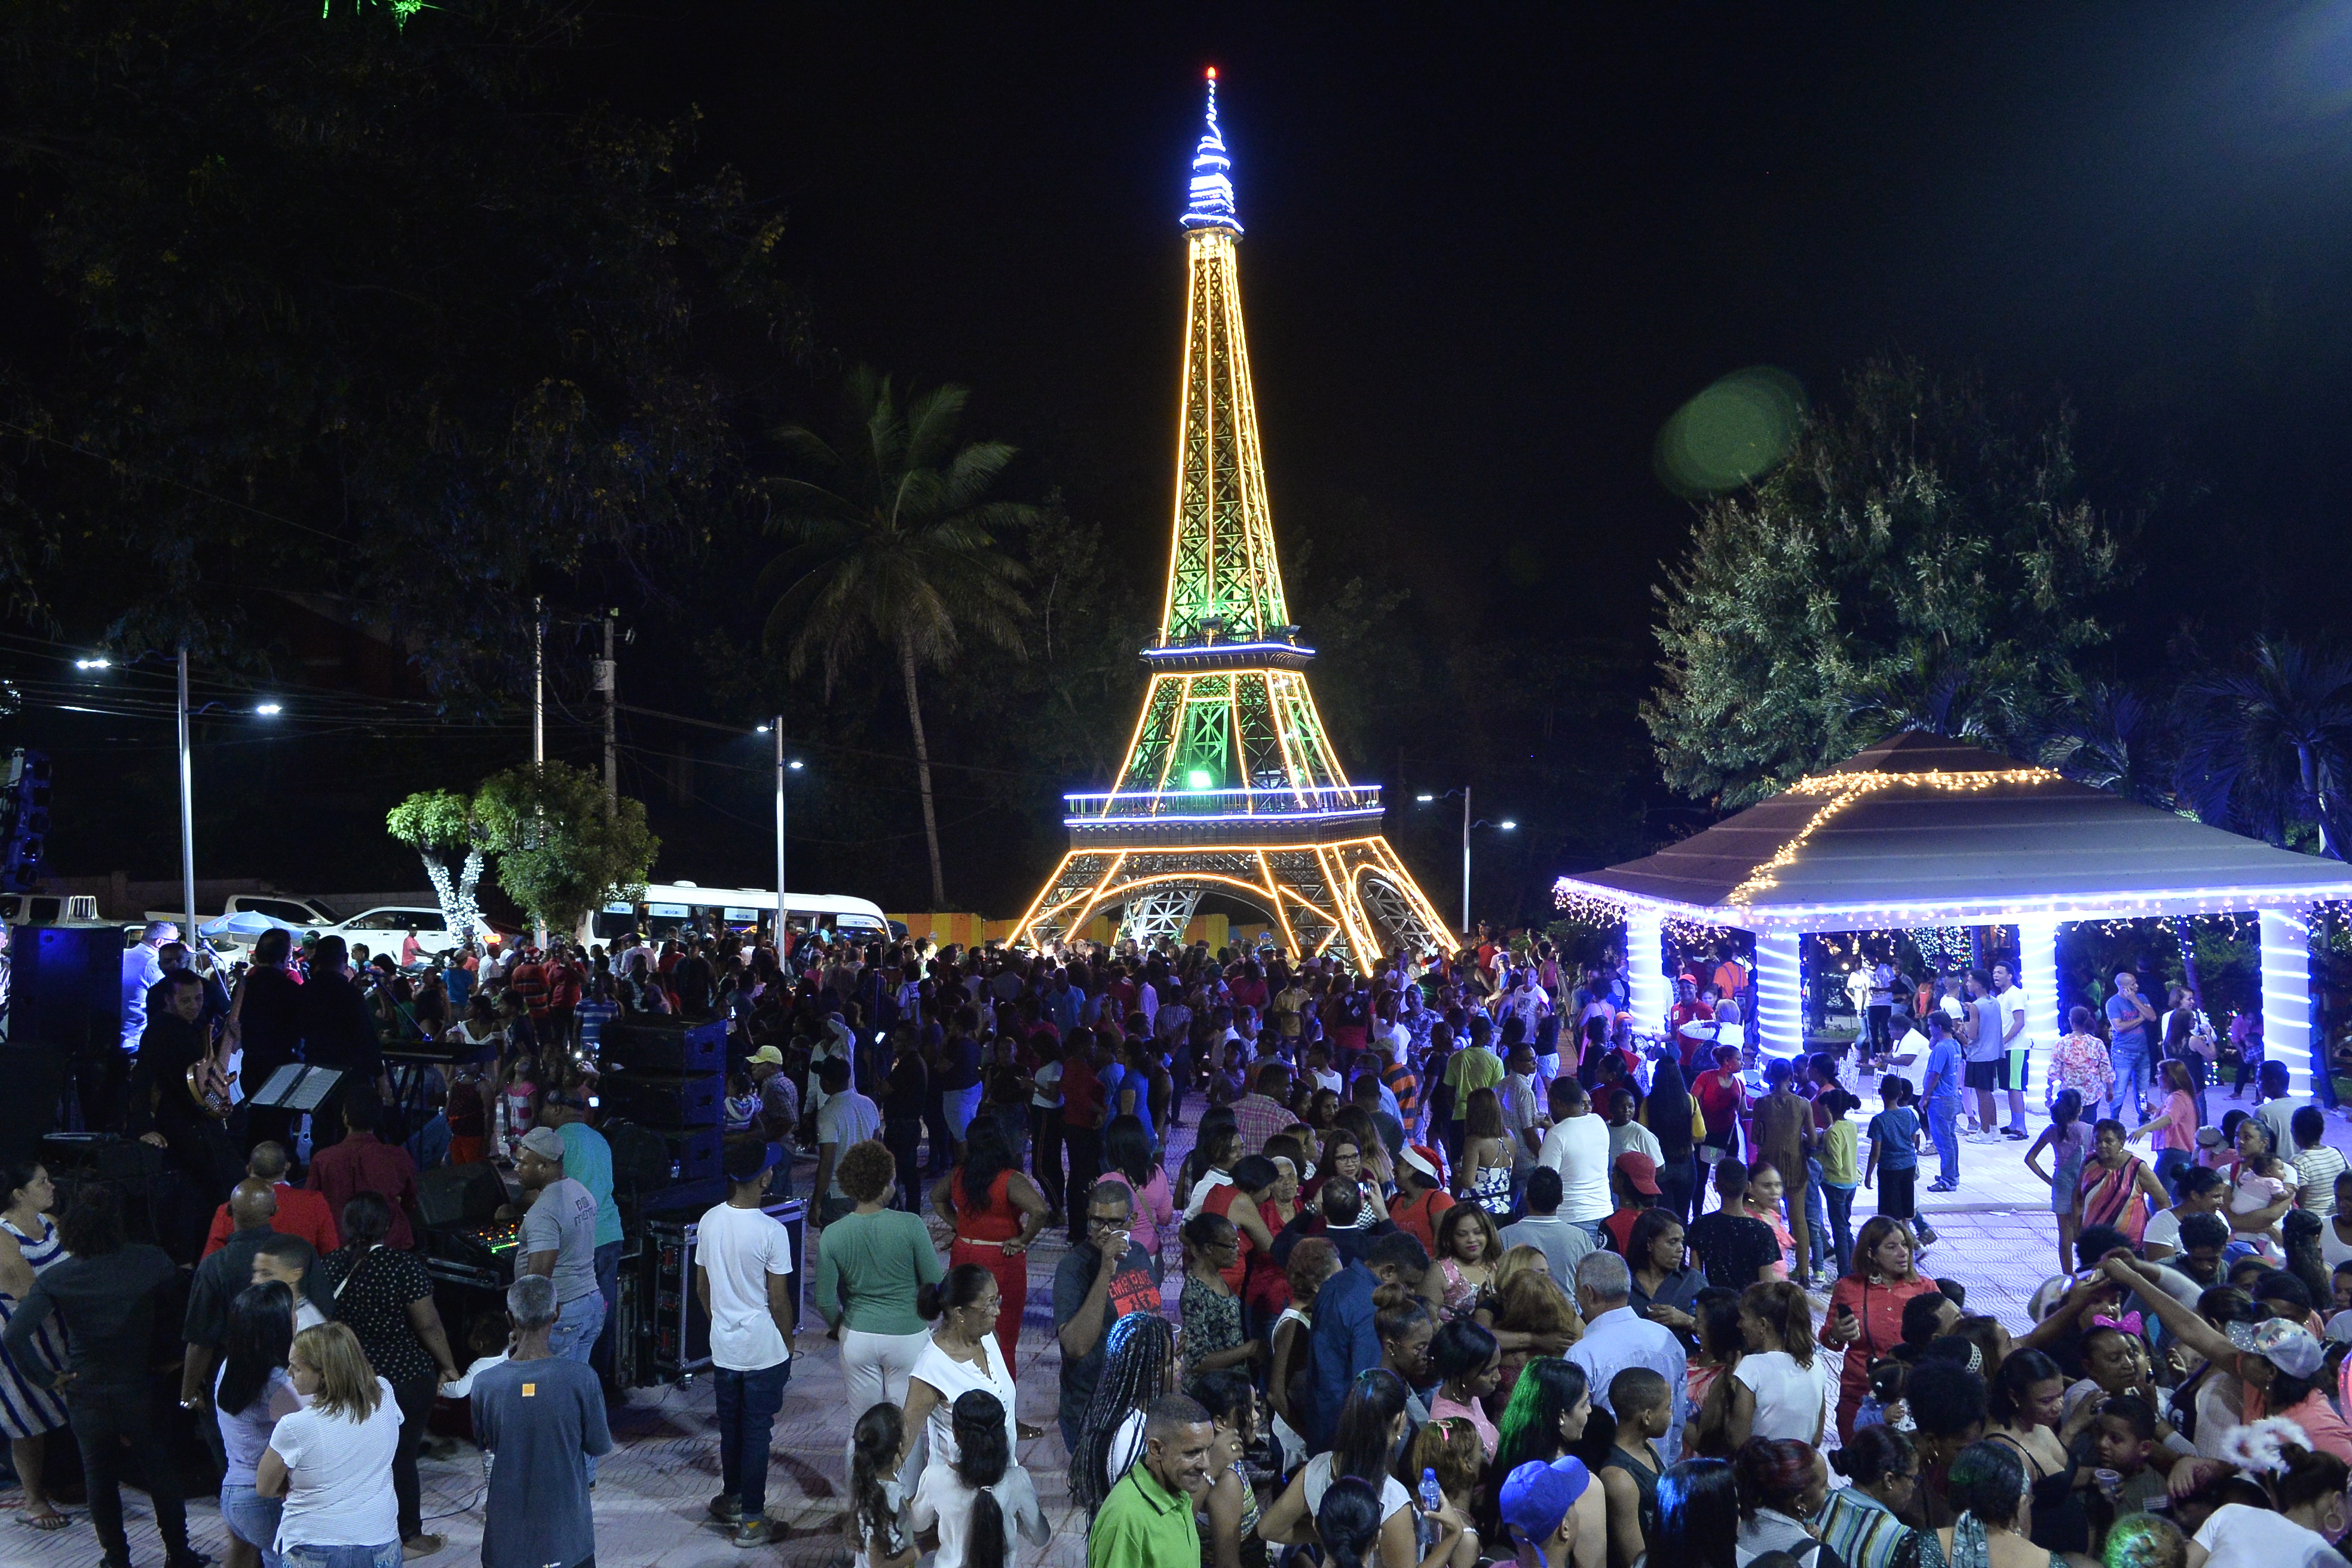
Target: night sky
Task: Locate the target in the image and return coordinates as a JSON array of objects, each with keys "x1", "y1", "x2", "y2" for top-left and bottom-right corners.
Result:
[
  {"x1": 34, "y1": 2, "x2": 2352, "y2": 913},
  {"x1": 581, "y1": 1, "x2": 2352, "y2": 643}
]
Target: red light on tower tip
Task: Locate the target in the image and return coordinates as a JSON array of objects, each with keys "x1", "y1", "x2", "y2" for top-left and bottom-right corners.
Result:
[{"x1": 1206, "y1": 66, "x2": 1217, "y2": 80}]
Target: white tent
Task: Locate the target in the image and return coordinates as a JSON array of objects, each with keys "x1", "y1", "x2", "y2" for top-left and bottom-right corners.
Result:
[{"x1": 1555, "y1": 734, "x2": 2352, "y2": 1086}]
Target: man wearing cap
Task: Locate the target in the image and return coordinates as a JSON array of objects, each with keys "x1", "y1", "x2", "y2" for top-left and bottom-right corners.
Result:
[
  {"x1": 1601, "y1": 1153, "x2": 1663, "y2": 1255},
  {"x1": 1567, "y1": 1251, "x2": 1689, "y2": 1464},
  {"x1": 515, "y1": 1126, "x2": 605, "y2": 1376},
  {"x1": 751, "y1": 1044, "x2": 800, "y2": 1138},
  {"x1": 1499, "y1": 1167, "x2": 1593, "y2": 1295},
  {"x1": 699, "y1": 1139, "x2": 798, "y2": 1546},
  {"x1": 1499, "y1": 1454, "x2": 1605, "y2": 1568},
  {"x1": 538, "y1": 1090, "x2": 624, "y2": 1379}
]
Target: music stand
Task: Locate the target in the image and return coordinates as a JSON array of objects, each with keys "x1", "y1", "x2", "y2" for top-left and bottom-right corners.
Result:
[{"x1": 246, "y1": 1064, "x2": 348, "y2": 1115}]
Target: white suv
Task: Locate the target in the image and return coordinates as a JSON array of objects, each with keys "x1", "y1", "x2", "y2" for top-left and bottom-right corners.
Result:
[{"x1": 327, "y1": 906, "x2": 480, "y2": 963}]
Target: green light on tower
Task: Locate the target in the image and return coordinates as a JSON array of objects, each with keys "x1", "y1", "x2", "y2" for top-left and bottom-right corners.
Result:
[{"x1": 1187, "y1": 768, "x2": 1215, "y2": 789}]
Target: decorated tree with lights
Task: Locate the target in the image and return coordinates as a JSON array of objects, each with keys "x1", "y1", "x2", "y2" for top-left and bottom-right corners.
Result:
[
  {"x1": 1644, "y1": 359, "x2": 2129, "y2": 806},
  {"x1": 385, "y1": 789, "x2": 489, "y2": 945}
]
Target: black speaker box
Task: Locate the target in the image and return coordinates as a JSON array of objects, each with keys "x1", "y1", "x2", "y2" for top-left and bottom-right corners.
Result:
[
  {"x1": 605, "y1": 1120, "x2": 721, "y2": 1187},
  {"x1": 10, "y1": 923, "x2": 125, "y2": 1057},
  {"x1": 598, "y1": 1070, "x2": 721, "y2": 1129},
  {"x1": 0, "y1": 1045, "x2": 68, "y2": 1163},
  {"x1": 595, "y1": 1016, "x2": 725, "y2": 1075},
  {"x1": 417, "y1": 1160, "x2": 507, "y2": 1228}
]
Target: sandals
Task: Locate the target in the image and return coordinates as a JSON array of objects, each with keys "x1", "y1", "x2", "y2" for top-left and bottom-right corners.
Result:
[{"x1": 17, "y1": 1509, "x2": 72, "y2": 1532}]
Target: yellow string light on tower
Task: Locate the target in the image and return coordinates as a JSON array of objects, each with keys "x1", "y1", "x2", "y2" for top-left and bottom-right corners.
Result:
[{"x1": 1012, "y1": 72, "x2": 1451, "y2": 961}]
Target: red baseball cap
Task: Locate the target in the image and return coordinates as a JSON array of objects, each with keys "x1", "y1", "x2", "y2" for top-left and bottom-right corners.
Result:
[{"x1": 1613, "y1": 1152, "x2": 1661, "y2": 1195}]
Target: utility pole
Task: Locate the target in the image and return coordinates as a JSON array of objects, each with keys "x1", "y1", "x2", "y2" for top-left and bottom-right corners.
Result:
[
  {"x1": 785, "y1": 719, "x2": 804, "y2": 907},
  {"x1": 176, "y1": 647, "x2": 197, "y2": 939},
  {"x1": 531, "y1": 597, "x2": 546, "y2": 949},
  {"x1": 595, "y1": 612, "x2": 618, "y2": 821},
  {"x1": 1460, "y1": 784, "x2": 1472, "y2": 936}
]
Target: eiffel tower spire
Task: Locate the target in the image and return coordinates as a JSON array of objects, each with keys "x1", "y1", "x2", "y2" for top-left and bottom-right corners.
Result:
[{"x1": 1015, "y1": 73, "x2": 1453, "y2": 963}]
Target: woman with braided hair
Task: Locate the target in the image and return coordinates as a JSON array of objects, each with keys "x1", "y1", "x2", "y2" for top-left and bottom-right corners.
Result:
[{"x1": 1067, "y1": 1311, "x2": 1176, "y2": 1520}]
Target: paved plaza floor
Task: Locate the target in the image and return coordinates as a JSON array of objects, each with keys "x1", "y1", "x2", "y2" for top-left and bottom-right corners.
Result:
[{"x1": 14, "y1": 1077, "x2": 2346, "y2": 1568}]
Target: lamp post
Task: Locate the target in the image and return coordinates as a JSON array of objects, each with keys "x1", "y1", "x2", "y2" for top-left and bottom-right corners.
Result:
[
  {"x1": 176, "y1": 648, "x2": 195, "y2": 940},
  {"x1": 757, "y1": 720, "x2": 806, "y2": 936},
  {"x1": 1414, "y1": 787, "x2": 1515, "y2": 936}
]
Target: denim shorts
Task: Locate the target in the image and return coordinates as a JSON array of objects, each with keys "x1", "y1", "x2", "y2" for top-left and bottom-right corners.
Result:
[
  {"x1": 280, "y1": 1541, "x2": 403, "y2": 1568},
  {"x1": 220, "y1": 1482, "x2": 285, "y2": 1568}
]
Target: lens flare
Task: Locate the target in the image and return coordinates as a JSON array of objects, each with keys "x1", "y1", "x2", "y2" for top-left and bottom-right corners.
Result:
[{"x1": 1654, "y1": 366, "x2": 1807, "y2": 497}]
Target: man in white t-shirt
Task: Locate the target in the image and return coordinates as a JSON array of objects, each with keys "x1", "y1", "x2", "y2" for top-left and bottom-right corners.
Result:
[
  {"x1": 811, "y1": 1056, "x2": 881, "y2": 1226},
  {"x1": 1535, "y1": 1077, "x2": 1612, "y2": 1240},
  {"x1": 697, "y1": 1139, "x2": 797, "y2": 1548},
  {"x1": 1885, "y1": 1010, "x2": 1931, "y2": 1103},
  {"x1": 1989, "y1": 963, "x2": 2031, "y2": 1140}
]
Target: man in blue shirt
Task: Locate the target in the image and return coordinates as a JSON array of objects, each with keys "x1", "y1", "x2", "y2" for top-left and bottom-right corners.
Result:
[
  {"x1": 1304, "y1": 1230, "x2": 1429, "y2": 1450},
  {"x1": 1921, "y1": 1011, "x2": 1965, "y2": 1193},
  {"x1": 2105, "y1": 970, "x2": 2159, "y2": 1122}
]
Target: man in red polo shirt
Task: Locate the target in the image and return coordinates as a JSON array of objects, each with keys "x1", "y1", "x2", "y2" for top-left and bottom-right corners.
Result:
[
  {"x1": 201, "y1": 1140, "x2": 340, "y2": 1257},
  {"x1": 308, "y1": 1090, "x2": 422, "y2": 1249}
]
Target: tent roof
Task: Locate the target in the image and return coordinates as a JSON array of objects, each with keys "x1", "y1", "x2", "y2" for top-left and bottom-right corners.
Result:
[{"x1": 1556, "y1": 733, "x2": 2352, "y2": 929}]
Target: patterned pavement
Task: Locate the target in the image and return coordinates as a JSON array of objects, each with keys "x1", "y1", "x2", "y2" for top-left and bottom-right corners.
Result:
[{"x1": 11, "y1": 1078, "x2": 2345, "y2": 1567}]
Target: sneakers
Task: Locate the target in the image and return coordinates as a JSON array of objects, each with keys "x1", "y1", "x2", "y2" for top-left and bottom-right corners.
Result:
[
  {"x1": 733, "y1": 1519, "x2": 775, "y2": 1548},
  {"x1": 1916, "y1": 1227, "x2": 1938, "y2": 1247},
  {"x1": 1927, "y1": 1178, "x2": 1959, "y2": 1193},
  {"x1": 709, "y1": 1494, "x2": 742, "y2": 1526}
]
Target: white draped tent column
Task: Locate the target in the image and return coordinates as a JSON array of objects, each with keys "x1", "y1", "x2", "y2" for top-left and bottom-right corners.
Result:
[
  {"x1": 2015, "y1": 917, "x2": 2062, "y2": 1107},
  {"x1": 1627, "y1": 909, "x2": 1668, "y2": 1040},
  {"x1": 2260, "y1": 908, "x2": 2316, "y2": 1098},
  {"x1": 1755, "y1": 931, "x2": 1804, "y2": 1059}
]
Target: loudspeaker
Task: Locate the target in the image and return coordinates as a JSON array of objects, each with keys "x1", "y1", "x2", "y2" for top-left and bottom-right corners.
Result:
[
  {"x1": 596, "y1": 1016, "x2": 725, "y2": 1075},
  {"x1": 0, "y1": 1046, "x2": 68, "y2": 1163},
  {"x1": 606, "y1": 1121, "x2": 674, "y2": 1195},
  {"x1": 598, "y1": 1071, "x2": 721, "y2": 1129},
  {"x1": 416, "y1": 1160, "x2": 507, "y2": 1228},
  {"x1": 9, "y1": 922, "x2": 124, "y2": 1056}
]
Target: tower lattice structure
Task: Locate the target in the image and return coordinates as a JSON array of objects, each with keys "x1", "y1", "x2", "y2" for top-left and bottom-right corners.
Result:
[{"x1": 1015, "y1": 73, "x2": 1454, "y2": 963}]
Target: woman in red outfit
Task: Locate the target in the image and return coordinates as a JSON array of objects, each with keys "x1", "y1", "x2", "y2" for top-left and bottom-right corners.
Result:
[
  {"x1": 1819, "y1": 1214, "x2": 1941, "y2": 1442},
  {"x1": 929, "y1": 1119, "x2": 1047, "y2": 1374}
]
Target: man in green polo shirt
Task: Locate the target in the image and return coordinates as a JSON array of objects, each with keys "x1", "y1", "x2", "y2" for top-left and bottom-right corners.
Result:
[{"x1": 1088, "y1": 1394, "x2": 1217, "y2": 1568}]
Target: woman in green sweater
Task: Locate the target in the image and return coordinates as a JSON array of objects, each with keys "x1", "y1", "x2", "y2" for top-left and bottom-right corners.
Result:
[{"x1": 817, "y1": 1140, "x2": 946, "y2": 1463}]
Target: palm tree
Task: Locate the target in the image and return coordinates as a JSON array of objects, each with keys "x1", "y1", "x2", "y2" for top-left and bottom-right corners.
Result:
[
  {"x1": 2176, "y1": 634, "x2": 2352, "y2": 858},
  {"x1": 760, "y1": 368, "x2": 1032, "y2": 906},
  {"x1": 1846, "y1": 638, "x2": 2023, "y2": 746},
  {"x1": 2036, "y1": 675, "x2": 2176, "y2": 809}
]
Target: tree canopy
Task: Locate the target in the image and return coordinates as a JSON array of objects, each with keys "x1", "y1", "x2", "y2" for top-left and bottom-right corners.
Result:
[
  {"x1": 0, "y1": 0, "x2": 798, "y2": 694},
  {"x1": 473, "y1": 761, "x2": 658, "y2": 935},
  {"x1": 1643, "y1": 359, "x2": 2130, "y2": 806}
]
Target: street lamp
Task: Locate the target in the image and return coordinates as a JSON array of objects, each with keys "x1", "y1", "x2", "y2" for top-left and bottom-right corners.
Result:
[
  {"x1": 1414, "y1": 787, "x2": 1516, "y2": 936},
  {"x1": 765, "y1": 716, "x2": 806, "y2": 923}
]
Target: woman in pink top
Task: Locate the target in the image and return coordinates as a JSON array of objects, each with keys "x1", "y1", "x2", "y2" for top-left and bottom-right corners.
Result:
[
  {"x1": 1425, "y1": 1318, "x2": 1503, "y2": 1460},
  {"x1": 2127, "y1": 1059, "x2": 2202, "y2": 1197},
  {"x1": 1100, "y1": 1114, "x2": 1175, "y2": 1278}
]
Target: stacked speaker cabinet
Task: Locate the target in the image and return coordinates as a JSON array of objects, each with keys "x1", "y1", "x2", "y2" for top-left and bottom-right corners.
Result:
[
  {"x1": 595, "y1": 1016, "x2": 725, "y2": 1182},
  {"x1": 7, "y1": 921, "x2": 130, "y2": 1137}
]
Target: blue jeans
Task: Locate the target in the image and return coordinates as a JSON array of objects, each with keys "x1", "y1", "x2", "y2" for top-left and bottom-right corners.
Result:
[
  {"x1": 592, "y1": 1239, "x2": 623, "y2": 1381},
  {"x1": 1821, "y1": 1183, "x2": 1857, "y2": 1276},
  {"x1": 1803, "y1": 1156, "x2": 1830, "y2": 1273},
  {"x1": 2110, "y1": 1037, "x2": 2152, "y2": 1121},
  {"x1": 2155, "y1": 1147, "x2": 2193, "y2": 1203},
  {"x1": 280, "y1": 1543, "x2": 402, "y2": 1568},
  {"x1": 549, "y1": 1291, "x2": 607, "y2": 1481},
  {"x1": 222, "y1": 1481, "x2": 284, "y2": 1568},
  {"x1": 713, "y1": 1359, "x2": 792, "y2": 1518},
  {"x1": 1927, "y1": 1097, "x2": 1961, "y2": 1184}
]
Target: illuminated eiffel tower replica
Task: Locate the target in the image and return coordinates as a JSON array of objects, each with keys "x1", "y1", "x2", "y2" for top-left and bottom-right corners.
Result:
[{"x1": 1015, "y1": 72, "x2": 1454, "y2": 964}]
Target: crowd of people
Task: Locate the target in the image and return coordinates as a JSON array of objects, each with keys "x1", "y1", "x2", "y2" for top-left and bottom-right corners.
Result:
[{"x1": 7, "y1": 917, "x2": 2352, "y2": 1568}]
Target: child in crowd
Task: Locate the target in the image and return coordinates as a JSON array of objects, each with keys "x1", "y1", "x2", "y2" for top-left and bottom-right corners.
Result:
[
  {"x1": 1405, "y1": 1417, "x2": 1486, "y2": 1568},
  {"x1": 1815, "y1": 1089, "x2": 1861, "y2": 1279},
  {"x1": 1598, "y1": 1367, "x2": 1670, "y2": 1568},
  {"x1": 2091, "y1": 1395, "x2": 2178, "y2": 1523},
  {"x1": 723, "y1": 1071, "x2": 761, "y2": 1136},
  {"x1": 847, "y1": 1404, "x2": 915, "y2": 1568},
  {"x1": 2024, "y1": 1089, "x2": 2093, "y2": 1275},
  {"x1": 909, "y1": 1391, "x2": 1046, "y2": 1568},
  {"x1": 1864, "y1": 1075, "x2": 1935, "y2": 1247}
]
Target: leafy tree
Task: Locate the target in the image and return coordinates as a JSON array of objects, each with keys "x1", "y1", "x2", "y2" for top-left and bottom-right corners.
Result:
[
  {"x1": 385, "y1": 789, "x2": 489, "y2": 944},
  {"x1": 2176, "y1": 635, "x2": 2352, "y2": 856},
  {"x1": 474, "y1": 761, "x2": 658, "y2": 936},
  {"x1": 1644, "y1": 359, "x2": 2129, "y2": 805},
  {"x1": 0, "y1": 0, "x2": 797, "y2": 691},
  {"x1": 760, "y1": 367, "x2": 1033, "y2": 906}
]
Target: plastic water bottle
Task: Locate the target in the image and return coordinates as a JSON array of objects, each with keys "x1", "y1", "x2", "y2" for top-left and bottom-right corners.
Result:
[{"x1": 1419, "y1": 1467, "x2": 1443, "y2": 1514}]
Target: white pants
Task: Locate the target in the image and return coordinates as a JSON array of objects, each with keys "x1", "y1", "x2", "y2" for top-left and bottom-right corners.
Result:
[{"x1": 841, "y1": 1327, "x2": 930, "y2": 1486}]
